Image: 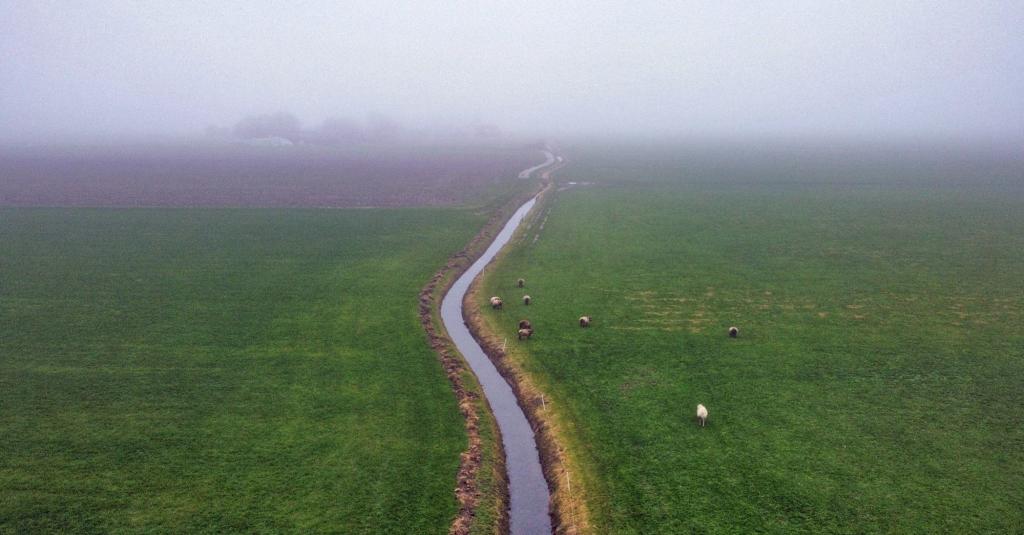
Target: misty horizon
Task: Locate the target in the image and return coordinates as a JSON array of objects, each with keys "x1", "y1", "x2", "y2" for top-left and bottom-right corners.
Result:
[{"x1": 2, "y1": 1, "x2": 1022, "y2": 147}]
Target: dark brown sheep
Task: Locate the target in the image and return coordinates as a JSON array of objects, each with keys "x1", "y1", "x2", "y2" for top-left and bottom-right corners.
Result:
[{"x1": 518, "y1": 319, "x2": 532, "y2": 330}]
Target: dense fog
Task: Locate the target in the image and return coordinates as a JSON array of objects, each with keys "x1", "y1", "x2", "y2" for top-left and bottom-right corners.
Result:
[{"x1": 2, "y1": 1, "x2": 1022, "y2": 146}]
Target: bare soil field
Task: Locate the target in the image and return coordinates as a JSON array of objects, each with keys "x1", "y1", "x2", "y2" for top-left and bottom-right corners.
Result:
[{"x1": 0, "y1": 143, "x2": 538, "y2": 207}]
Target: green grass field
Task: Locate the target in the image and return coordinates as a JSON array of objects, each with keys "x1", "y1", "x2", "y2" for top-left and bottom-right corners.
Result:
[
  {"x1": 0, "y1": 207, "x2": 487, "y2": 533},
  {"x1": 480, "y1": 144, "x2": 1024, "y2": 533}
]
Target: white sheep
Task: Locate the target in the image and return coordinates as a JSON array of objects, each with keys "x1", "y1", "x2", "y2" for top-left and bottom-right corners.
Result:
[
  {"x1": 728, "y1": 326, "x2": 739, "y2": 338},
  {"x1": 579, "y1": 315, "x2": 591, "y2": 328},
  {"x1": 523, "y1": 295, "x2": 531, "y2": 305},
  {"x1": 490, "y1": 296, "x2": 503, "y2": 310},
  {"x1": 696, "y1": 404, "x2": 708, "y2": 427}
]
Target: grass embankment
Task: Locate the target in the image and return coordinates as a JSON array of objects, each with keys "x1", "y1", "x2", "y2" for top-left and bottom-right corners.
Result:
[
  {"x1": 477, "y1": 145, "x2": 1024, "y2": 533},
  {"x1": 0, "y1": 207, "x2": 486, "y2": 533}
]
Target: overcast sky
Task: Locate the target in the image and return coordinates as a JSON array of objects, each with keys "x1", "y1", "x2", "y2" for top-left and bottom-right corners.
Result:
[{"x1": 2, "y1": 1, "x2": 1022, "y2": 143}]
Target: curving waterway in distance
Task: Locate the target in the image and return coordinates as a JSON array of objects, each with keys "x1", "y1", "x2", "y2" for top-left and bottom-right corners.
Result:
[{"x1": 518, "y1": 150, "x2": 555, "y2": 178}]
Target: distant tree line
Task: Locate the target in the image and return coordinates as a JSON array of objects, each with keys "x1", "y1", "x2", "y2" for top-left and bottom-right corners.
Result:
[
  {"x1": 212, "y1": 111, "x2": 506, "y2": 146},
  {"x1": 224, "y1": 112, "x2": 404, "y2": 145}
]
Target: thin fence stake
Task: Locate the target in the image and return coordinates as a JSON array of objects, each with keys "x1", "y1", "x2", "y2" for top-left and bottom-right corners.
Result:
[{"x1": 566, "y1": 469, "x2": 577, "y2": 530}]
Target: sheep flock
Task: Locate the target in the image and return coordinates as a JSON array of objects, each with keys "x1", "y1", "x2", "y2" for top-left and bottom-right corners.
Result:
[{"x1": 490, "y1": 278, "x2": 727, "y2": 428}]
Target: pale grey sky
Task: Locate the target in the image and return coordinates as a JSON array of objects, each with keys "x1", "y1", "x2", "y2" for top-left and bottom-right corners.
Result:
[{"x1": 2, "y1": 1, "x2": 1022, "y2": 143}]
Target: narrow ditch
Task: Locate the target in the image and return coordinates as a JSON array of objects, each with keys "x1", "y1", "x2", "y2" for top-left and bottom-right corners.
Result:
[{"x1": 440, "y1": 179, "x2": 552, "y2": 534}]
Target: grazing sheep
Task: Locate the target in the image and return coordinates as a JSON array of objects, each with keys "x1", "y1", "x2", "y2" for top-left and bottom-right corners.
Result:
[
  {"x1": 523, "y1": 295, "x2": 531, "y2": 306},
  {"x1": 518, "y1": 319, "x2": 532, "y2": 330},
  {"x1": 579, "y1": 315, "x2": 591, "y2": 328},
  {"x1": 518, "y1": 328, "x2": 533, "y2": 340},
  {"x1": 696, "y1": 404, "x2": 708, "y2": 427},
  {"x1": 728, "y1": 326, "x2": 739, "y2": 338},
  {"x1": 490, "y1": 296, "x2": 503, "y2": 310},
  {"x1": 517, "y1": 278, "x2": 525, "y2": 288}
]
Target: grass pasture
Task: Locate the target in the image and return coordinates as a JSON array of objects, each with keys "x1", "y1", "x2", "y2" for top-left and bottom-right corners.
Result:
[
  {"x1": 479, "y1": 144, "x2": 1024, "y2": 533},
  {"x1": 0, "y1": 207, "x2": 487, "y2": 533}
]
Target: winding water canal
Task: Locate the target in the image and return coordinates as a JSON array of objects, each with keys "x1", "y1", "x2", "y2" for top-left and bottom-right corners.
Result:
[{"x1": 439, "y1": 156, "x2": 554, "y2": 534}]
